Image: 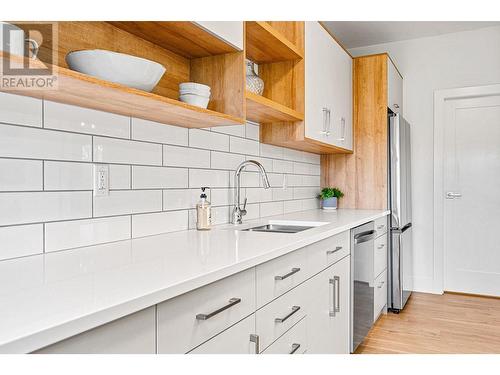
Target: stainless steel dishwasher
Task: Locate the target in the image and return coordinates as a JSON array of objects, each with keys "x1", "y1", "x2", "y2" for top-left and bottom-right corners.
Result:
[{"x1": 351, "y1": 221, "x2": 376, "y2": 352}]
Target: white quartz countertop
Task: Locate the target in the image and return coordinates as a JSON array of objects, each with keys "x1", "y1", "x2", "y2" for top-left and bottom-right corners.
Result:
[{"x1": 0, "y1": 208, "x2": 389, "y2": 353}]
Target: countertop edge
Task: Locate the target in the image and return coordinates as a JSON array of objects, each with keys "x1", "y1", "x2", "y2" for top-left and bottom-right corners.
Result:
[{"x1": 1, "y1": 210, "x2": 390, "y2": 353}]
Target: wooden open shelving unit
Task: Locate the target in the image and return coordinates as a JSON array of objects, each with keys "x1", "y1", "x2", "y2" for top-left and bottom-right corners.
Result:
[
  {"x1": 244, "y1": 21, "x2": 305, "y2": 127},
  {"x1": 5, "y1": 21, "x2": 245, "y2": 128}
]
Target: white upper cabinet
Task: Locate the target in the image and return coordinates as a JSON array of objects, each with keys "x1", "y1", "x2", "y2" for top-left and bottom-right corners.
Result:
[
  {"x1": 387, "y1": 58, "x2": 403, "y2": 114},
  {"x1": 305, "y1": 22, "x2": 353, "y2": 151},
  {"x1": 194, "y1": 22, "x2": 244, "y2": 50}
]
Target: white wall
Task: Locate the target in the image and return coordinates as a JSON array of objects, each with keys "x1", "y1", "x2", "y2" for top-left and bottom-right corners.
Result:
[{"x1": 350, "y1": 26, "x2": 500, "y2": 293}]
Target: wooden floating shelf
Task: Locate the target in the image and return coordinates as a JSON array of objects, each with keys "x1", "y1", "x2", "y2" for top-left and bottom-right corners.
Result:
[
  {"x1": 0, "y1": 53, "x2": 245, "y2": 128},
  {"x1": 245, "y1": 21, "x2": 304, "y2": 64},
  {"x1": 245, "y1": 91, "x2": 304, "y2": 123},
  {"x1": 108, "y1": 22, "x2": 239, "y2": 59}
]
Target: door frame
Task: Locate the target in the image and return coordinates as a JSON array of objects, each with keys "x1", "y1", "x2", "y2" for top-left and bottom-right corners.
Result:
[{"x1": 433, "y1": 84, "x2": 500, "y2": 294}]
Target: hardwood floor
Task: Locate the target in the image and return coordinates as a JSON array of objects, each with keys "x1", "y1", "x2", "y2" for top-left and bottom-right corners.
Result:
[{"x1": 355, "y1": 292, "x2": 500, "y2": 354}]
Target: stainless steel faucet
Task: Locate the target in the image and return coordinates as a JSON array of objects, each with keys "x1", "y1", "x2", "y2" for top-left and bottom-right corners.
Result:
[{"x1": 232, "y1": 160, "x2": 271, "y2": 224}]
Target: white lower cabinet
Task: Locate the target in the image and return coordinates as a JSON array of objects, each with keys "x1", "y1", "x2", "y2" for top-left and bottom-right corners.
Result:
[
  {"x1": 304, "y1": 255, "x2": 351, "y2": 354},
  {"x1": 262, "y1": 317, "x2": 307, "y2": 354},
  {"x1": 189, "y1": 314, "x2": 257, "y2": 354},
  {"x1": 34, "y1": 307, "x2": 156, "y2": 354}
]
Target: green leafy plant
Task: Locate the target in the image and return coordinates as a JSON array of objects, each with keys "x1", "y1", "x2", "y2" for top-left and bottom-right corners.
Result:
[{"x1": 318, "y1": 187, "x2": 344, "y2": 200}]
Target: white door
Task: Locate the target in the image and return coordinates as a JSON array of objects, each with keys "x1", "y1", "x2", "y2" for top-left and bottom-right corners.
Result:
[{"x1": 444, "y1": 93, "x2": 500, "y2": 296}]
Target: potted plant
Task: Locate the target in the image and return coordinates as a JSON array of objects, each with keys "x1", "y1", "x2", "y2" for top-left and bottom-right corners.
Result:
[{"x1": 318, "y1": 187, "x2": 344, "y2": 210}]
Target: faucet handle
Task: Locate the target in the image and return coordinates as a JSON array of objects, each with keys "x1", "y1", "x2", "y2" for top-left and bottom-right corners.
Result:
[{"x1": 241, "y1": 197, "x2": 247, "y2": 216}]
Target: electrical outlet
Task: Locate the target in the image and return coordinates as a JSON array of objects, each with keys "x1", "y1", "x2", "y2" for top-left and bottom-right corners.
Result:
[{"x1": 93, "y1": 164, "x2": 109, "y2": 196}]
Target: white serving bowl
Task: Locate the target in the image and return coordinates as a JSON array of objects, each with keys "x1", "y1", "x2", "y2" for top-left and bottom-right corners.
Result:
[
  {"x1": 179, "y1": 93, "x2": 210, "y2": 109},
  {"x1": 179, "y1": 89, "x2": 210, "y2": 97},
  {"x1": 179, "y1": 82, "x2": 211, "y2": 94},
  {"x1": 66, "y1": 49, "x2": 166, "y2": 92}
]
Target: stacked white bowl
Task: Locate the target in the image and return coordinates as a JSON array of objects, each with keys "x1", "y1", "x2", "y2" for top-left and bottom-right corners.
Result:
[{"x1": 179, "y1": 82, "x2": 211, "y2": 108}]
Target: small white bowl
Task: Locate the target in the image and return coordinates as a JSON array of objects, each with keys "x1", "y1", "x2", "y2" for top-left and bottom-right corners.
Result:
[
  {"x1": 66, "y1": 49, "x2": 166, "y2": 92},
  {"x1": 179, "y1": 93, "x2": 210, "y2": 109},
  {"x1": 179, "y1": 82, "x2": 211, "y2": 93},
  {"x1": 179, "y1": 89, "x2": 210, "y2": 98}
]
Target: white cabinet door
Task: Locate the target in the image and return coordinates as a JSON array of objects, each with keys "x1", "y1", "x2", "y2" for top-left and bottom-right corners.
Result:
[
  {"x1": 305, "y1": 255, "x2": 351, "y2": 354},
  {"x1": 189, "y1": 314, "x2": 257, "y2": 354},
  {"x1": 34, "y1": 307, "x2": 156, "y2": 354},
  {"x1": 305, "y1": 22, "x2": 352, "y2": 150},
  {"x1": 194, "y1": 22, "x2": 243, "y2": 50},
  {"x1": 387, "y1": 58, "x2": 403, "y2": 114},
  {"x1": 261, "y1": 317, "x2": 307, "y2": 354}
]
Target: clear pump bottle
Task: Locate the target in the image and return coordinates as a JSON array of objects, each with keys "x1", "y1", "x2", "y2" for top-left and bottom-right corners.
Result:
[{"x1": 196, "y1": 187, "x2": 212, "y2": 230}]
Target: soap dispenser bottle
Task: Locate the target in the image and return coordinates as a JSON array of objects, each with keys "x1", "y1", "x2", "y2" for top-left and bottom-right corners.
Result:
[{"x1": 196, "y1": 187, "x2": 212, "y2": 230}]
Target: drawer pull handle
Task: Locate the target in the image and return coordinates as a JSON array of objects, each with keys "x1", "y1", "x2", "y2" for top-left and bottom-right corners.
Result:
[
  {"x1": 377, "y1": 244, "x2": 385, "y2": 249},
  {"x1": 377, "y1": 281, "x2": 385, "y2": 289},
  {"x1": 275, "y1": 306, "x2": 301, "y2": 323},
  {"x1": 326, "y1": 246, "x2": 343, "y2": 255},
  {"x1": 289, "y1": 343, "x2": 301, "y2": 354},
  {"x1": 377, "y1": 225, "x2": 385, "y2": 230},
  {"x1": 196, "y1": 298, "x2": 241, "y2": 320},
  {"x1": 250, "y1": 334, "x2": 260, "y2": 354},
  {"x1": 275, "y1": 267, "x2": 301, "y2": 281}
]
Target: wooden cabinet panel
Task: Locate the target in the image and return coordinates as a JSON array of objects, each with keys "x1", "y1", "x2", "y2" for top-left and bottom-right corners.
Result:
[
  {"x1": 34, "y1": 307, "x2": 156, "y2": 354},
  {"x1": 189, "y1": 314, "x2": 256, "y2": 354},
  {"x1": 304, "y1": 255, "x2": 351, "y2": 354}
]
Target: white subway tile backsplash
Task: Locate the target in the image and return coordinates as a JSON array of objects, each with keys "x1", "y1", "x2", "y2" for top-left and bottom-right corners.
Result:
[
  {"x1": 163, "y1": 145, "x2": 210, "y2": 168},
  {"x1": 109, "y1": 165, "x2": 131, "y2": 189},
  {"x1": 244, "y1": 203, "x2": 260, "y2": 220},
  {"x1": 0, "y1": 191, "x2": 91, "y2": 226},
  {"x1": 272, "y1": 187, "x2": 294, "y2": 201},
  {"x1": 245, "y1": 187, "x2": 273, "y2": 204},
  {"x1": 44, "y1": 101, "x2": 130, "y2": 138},
  {"x1": 287, "y1": 174, "x2": 303, "y2": 187},
  {"x1": 284, "y1": 200, "x2": 303, "y2": 214},
  {"x1": 45, "y1": 216, "x2": 131, "y2": 252},
  {"x1": 260, "y1": 143, "x2": 283, "y2": 159},
  {"x1": 284, "y1": 148, "x2": 304, "y2": 162},
  {"x1": 93, "y1": 190, "x2": 162, "y2": 217},
  {"x1": 94, "y1": 137, "x2": 162, "y2": 166},
  {"x1": 0, "y1": 124, "x2": 92, "y2": 161},
  {"x1": 273, "y1": 159, "x2": 294, "y2": 174},
  {"x1": 210, "y1": 125, "x2": 245, "y2": 137},
  {"x1": 211, "y1": 151, "x2": 245, "y2": 170},
  {"x1": 189, "y1": 169, "x2": 229, "y2": 189},
  {"x1": 131, "y1": 118, "x2": 188, "y2": 146},
  {"x1": 246, "y1": 156, "x2": 273, "y2": 172},
  {"x1": 302, "y1": 198, "x2": 320, "y2": 210},
  {"x1": 302, "y1": 175, "x2": 321, "y2": 187},
  {"x1": 0, "y1": 159, "x2": 42, "y2": 191},
  {"x1": 210, "y1": 188, "x2": 235, "y2": 207},
  {"x1": 0, "y1": 224, "x2": 43, "y2": 260},
  {"x1": 132, "y1": 210, "x2": 188, "y2": 238},
  {"x1": 294, "y1": 187, "x2": 319, "y2": 200},
  {"x1": 0, "y1": 92, "x2": 42, "y2": 127},
  {"x1": 163, "y1": 189, "x2": 202, "y2": 211},
  {"x1": 230, "y1": 137, "x2": 259, "y2": 156},
  {"x1": 267, "y1": 173, "x2": 285, "y2": 188},
  {"x1": 245, "y1": 122, "x2": 259, "y2": 140},
  {"x1": 229, "y1": 171, "x2": 261, "y2": 188},
  {"x1": 260, "y1": 201, "x2": 284, "y2": 217},
  {"x1": 132, "y1": 166, "x2": 188, "y2": 189},
  {"x1": 190, "y1": 129, "x2": 229, "y2": 151},
  {"x1": 44, "y1": 161, "x2": 92, "y2": 190},
  {"x1": 303, "y1": 151, "x2": 321, "y2": 165}
]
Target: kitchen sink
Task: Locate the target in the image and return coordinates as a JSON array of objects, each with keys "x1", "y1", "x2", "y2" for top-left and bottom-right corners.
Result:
[{"x1": 240, "y1": 220, "x2": 328, "y2": 234}]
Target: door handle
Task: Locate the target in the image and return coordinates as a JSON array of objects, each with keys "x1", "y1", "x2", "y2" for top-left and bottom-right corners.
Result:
[
  {"x1": 446, "y1": 192, "x2": 462, "y2": 199},
  {"x1": 275, "y1": 267, "x2": 300, "y2": 281},
  {"x1": 275, "y1": 306, "x2": 301, "y2": 323},
  {"x1": 338, "y1": 117, "x2": 346, "y2": 141},
  {"x1": 289, "y1": 343, "x2": 301, "y2": 354},
  {"x1": 354, "y1": 230, "x2": 376, "y2": 244},
  {"x1": 196, "y1": 298, "x2": 241, "y2": 320},
  {"x1": 250, "y1": 334, "x2": 260, "y2": 354},
  {"x1": 321, "y1": 108, "x2": 331, "y2": 136},
  {"x1": 326, "y1": 246, "x2": 343, "y2": 255}
]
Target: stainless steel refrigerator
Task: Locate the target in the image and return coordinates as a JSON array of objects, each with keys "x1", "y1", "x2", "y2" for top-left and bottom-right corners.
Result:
[{"x1": 388, "y1": 113, "x2": 413, "y2": 312}]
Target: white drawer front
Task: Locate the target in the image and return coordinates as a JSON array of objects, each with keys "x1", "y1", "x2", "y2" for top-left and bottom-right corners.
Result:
[
  {"x1": 374, "y1": 233, "x2": 388, "y2": 278},
  {"x1": 306, "y1": 231, "x2": 350, "y2": 277},
  {"x1": 374, "y1": 269, "x2": 387, "y2": 321},
  {"x1": 256, "y1": 283, "x2": 307, "y2": 351},
  {"x1": 157, "y1": 268, "x2": 256, "y2": 353},
  {"x1": 256, "y1": 247, "x2": 308, "y2": 308},
  {"x1": 375, "y1": 216, "x2": 388, "y2": 237},
  {"x1": 189, "y1": 314, "x2": 256, "y2": 354},
  {"x1": 262, "y1": 317, "x2": 307, "y2": 354}
]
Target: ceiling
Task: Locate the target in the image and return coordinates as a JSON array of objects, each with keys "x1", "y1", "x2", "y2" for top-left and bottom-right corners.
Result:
[{"x1": 322, "y1": 21, "x2": 500, "y2": 49}]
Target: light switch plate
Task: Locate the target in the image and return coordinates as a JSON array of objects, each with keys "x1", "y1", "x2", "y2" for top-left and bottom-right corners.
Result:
[{"x1": 93, "y1": 164, "x2": 109, "y2": 196}]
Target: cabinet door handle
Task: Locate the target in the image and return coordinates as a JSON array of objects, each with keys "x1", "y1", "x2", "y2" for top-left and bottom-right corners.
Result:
[
  {"x1": 377, "y1": 224, "x2": 385, "y2": 230},
  {"x1": 377, "y1": 281, "x2": 385, "y2": 289},
  {"x1": 196, "y1": 298, "x2": 241, "y2": 320},
  {"x1": 289, "y1": 343, "x2": 301, "y2": 354},
  {"x1": 275, "y1": 306, "x2": 301, "y2": 323},
  {"x1": 275, "y1": 267, "x2": 301, "y2": 281},
  {"x1": 326, "y1": 246, "x2": 343, "y2": 255},
  {"x1": 250, "y1": 334, "x2": 260, "y2": 354},
  {"x1": 321, "y1": 108, "x2": 331, "y2": 136},
  {"x1": 394, "y1": 103, "x2": 400, "y2": 109},
  {"x1": 377, "y1": 244, "x2": 385, "y2": 249},
  {"x1": 329, "y1": 276, "x2": 340, "y2": 317},
  {"x1": 338, "y1": 117, "x2": 346, "y2": 141}
]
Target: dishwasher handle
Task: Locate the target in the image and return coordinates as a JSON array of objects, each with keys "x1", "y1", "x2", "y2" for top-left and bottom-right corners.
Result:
[{"x1": 354, "y1": 230, "x2": 376, "y2": 244}]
